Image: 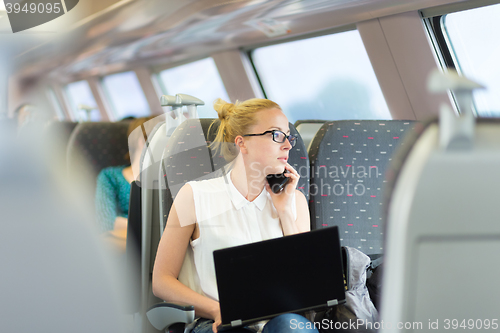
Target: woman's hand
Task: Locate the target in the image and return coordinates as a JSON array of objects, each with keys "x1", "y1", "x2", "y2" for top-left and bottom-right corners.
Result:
[
  {"x1": 266, "y1": 163, "x2": 309, "y2": 235},
  {"x1": 211, "y1": 306, "x2": 222, "y2": 333},
  {"x1": 266, "y1": 163, "x2": 299, "y2": 213}
]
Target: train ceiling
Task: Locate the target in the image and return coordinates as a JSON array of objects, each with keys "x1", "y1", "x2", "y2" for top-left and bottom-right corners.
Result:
[{"x1": 1, "y1": 0, "x2": 470, "y2": 81}]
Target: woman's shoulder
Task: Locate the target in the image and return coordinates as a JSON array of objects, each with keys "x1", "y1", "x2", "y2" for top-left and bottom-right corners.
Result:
[
  {"x1": 97, "y1": 165, "x2": 128, "y2": 182},
  {"x1": 99, "y1": 165, "x2": 127, "y2": 175},
  {"x1": 187, "y1": 173, "x2": 227, "y2": 193}
]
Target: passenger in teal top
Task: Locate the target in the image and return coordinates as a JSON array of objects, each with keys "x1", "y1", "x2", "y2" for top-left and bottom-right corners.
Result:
[
  {"x1": 95, "y1": 117, "x2": 151, "y2": 236},
  {"x1": 95, "y1": 165, "x2": 131, "y2": 232}
]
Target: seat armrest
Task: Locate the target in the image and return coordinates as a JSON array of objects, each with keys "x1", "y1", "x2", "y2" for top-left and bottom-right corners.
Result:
[{"x1": 147, "y1": 302, "x2": 195, "y2": 331}]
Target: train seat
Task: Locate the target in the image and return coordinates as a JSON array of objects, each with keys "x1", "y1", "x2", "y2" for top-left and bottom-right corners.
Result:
[
  {"x1": 113, "y1": 116, "x2": 168, "y2": 320},
  {"x1": 45, "y1": 120, "x2": 78, "y2": 141},
  {"x1": 0, "y1": 117, "x2": 18, "y2": 132},
  {"x1": 308, "y1": 120, "x2": 415, "y2": 256},
  {"x1": 380, "y1": 118, "x2": 500, "y2": 330},
  {"x1": 43, "y1": 121, "x2": 78, "y2": 168},
  {"x1": 126, "y1": 180, "x2": 143, "y2": 316},
  {"x1": 294, "y1": 120, "x2": 326, "y2": 153},
  {"x1": 142, "y1": 118, "x2": 309, "y2": 332},
  {"x1": 66, "y1": 121, "x2": 131, "y2": 194},
  {"x1": 134, "y1": 118, "x2": 216, "y2": 333},
  {"x1": 0, "y1": 126, "x2": 129, "y2": 333}
]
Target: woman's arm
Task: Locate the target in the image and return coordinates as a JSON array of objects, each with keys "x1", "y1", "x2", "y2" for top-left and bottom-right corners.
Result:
[
  {"x1": 267, "y1": 163, "x2": 310, "y2": 235},
  {"x1": 95, "y1": 169, "x2": 119, "y2": 232},
  {"x1": 113, "y1": 216, "x2": 128, "y2": 231},
  {"x1": 152, "y1": 184, "x2": 221, "y2": 323},
  {"x1": 278, "y1": 190, "x2": 310, "y2": 235},
  {"x1": 106, "y1": 216, "x2": 128, "y2": 241}
]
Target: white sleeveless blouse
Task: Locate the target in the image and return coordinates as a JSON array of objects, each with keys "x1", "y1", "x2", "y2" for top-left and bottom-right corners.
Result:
[{"x1": 187, "y1": 171, "x2": 296, "y2": 301}]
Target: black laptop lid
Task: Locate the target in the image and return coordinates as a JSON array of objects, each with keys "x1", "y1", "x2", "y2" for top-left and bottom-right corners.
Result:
[{"x1": 213, "y1": 226, "x2": 345, "y2": 327}]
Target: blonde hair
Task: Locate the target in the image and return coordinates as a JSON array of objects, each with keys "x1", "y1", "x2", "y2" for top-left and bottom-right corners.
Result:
[{"x1": 210, "y1": 98, "x2": 281, "y2": 162}]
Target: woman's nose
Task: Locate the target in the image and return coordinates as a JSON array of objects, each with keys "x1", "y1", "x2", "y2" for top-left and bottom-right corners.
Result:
[{"x1": 282, "y1": 138, "x2": 292, "y2": 150}]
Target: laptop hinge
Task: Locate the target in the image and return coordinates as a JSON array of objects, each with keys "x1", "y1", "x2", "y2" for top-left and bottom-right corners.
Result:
[
  {"x1": 327, "y1": 299, "x2": 339, "y2": 307},
  {"x1": 231, "y1": 320, "x2": 243, "y2": 327}
]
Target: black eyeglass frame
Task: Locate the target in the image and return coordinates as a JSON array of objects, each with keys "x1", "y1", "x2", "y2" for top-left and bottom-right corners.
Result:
[{"x1": 243, "y1": 130, "x2": 298, "y2": 147}]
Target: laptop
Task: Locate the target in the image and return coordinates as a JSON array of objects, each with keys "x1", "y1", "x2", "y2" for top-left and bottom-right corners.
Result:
[{"x1": 213, "y1": 226, "x2": 345, "y2": 331}]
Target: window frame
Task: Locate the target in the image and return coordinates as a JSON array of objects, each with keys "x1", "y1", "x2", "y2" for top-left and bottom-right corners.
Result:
[
  {"x1": 245, "y1": 24, "x2": 358, "y2": 99},
  {"x1": 423, "y1": 15, "x2": 456, "y2": 71},
  {"x1": 151, "y1": 56, "x2": 211, "y2": 82},
  {"x1": 246, "y1": 24, "x2": 392, "y2": 122},
  {"x1": 424, "y1": 5, "x2": 500, "y2": 117},
  {"x1": 422, "y1": 14, "x2": 465, "y2": 116},
  {"x1": 64, "y1": 80, "x2": 101, "y2": 122},
  {"x1": 154, "y1": 56, "x2": 231, "y2": 117},
  {"x1": 99, "y1": 70, "x2": 151, "y2": 120},
  {"x1": 46, "y1": 87, "x2": 66, "y2": 121}
]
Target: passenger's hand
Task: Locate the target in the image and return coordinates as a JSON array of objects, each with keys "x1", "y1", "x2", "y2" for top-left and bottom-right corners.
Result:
[
  {"x1": 209, "y1": 302, "x2": 222, "y2": 333},
  {"x1": 212, "y1": 312, "x2": 222, "y2": 333},
  {"x1": 113, "y1": 216, "x2": 128, "y2": 234},
  {"x1": 265, "y1": 163, "x2": 299, "y2": 215}
]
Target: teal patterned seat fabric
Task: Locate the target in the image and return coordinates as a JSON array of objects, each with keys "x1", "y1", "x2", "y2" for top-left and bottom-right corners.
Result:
[{"x1": 308, "y1": 120, "x2": 415, "y2": 255}]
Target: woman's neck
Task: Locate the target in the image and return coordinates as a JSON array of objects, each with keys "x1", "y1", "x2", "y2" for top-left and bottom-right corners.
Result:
[{"x1": 230, "y1": 155, "x2": 266, "y2": 202}]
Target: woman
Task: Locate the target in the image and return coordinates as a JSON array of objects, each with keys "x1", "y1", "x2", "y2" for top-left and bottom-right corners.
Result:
[
  {"x1": 95, "y1": 117, "x2": 150, "y2": 239},
  {"x1": 152, "y1": 98, "x2": 317, "y2": 333}
]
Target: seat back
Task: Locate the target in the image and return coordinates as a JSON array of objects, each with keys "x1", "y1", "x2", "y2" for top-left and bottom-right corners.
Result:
[
  {"x1": 127, "y1": 181, "x2": 142, "y2": 314},
  {"x1": 44, "y1": 121, "x2": 78, "y2": 171},
  {"x1": 138, "y1": 115, "x2": 200, "y2": 333},
  {"x1": 1, "y1": 118, "x2": 19, "y2": 139},
  {"x1": 308, "y1": 120, "x2": 415, "y2": 255},
  {"x1": 294, "y1": 120, "x2": 326, "y2": 152},
  {"x1": 136, "y1": 118, "x2": 172, "y2": 333},
  {"x1": 45, "y1": 121, "x2": 78, "y2": 141},
  {"x1": 381, "y1": 118, "x2": 500, "y2": 329},
  {"x1": 1, "y1": 126, "x2": 128, "y2": 333},
  {"x1": 67, "y1": 121, "x2": 131, "y2": 194}
]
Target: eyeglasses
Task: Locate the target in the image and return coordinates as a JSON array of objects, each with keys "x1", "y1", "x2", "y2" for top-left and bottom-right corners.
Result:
[{"x1": 243, "y1": 130, "x2": 298, "y2": 148}]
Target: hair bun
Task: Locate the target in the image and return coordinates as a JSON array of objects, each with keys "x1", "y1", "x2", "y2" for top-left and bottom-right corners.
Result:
[{"x1": 214, "y1": 98, "x2": 234, "y2": 121}]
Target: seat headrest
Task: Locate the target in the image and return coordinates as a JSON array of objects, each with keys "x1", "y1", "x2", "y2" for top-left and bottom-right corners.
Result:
[
  {"x1": 308, "y1": 120, "x2": 415, "y2": 254},
  {"x1": 67, "y1": 121, "x2": 131, "y2": 190}
]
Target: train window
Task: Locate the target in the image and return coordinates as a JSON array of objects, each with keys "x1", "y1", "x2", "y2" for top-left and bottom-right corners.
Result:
[
  {"x1": 443, "y1": 4, "x2": 500, "y2": 117},
  {"x1": 157, "y1": 58, "x2": 229, "y2": 118},
  {"x1": 47, "y1": 88, "x2": 65, "y2": 120},
  {"x1": 65, "y1": 80, "x2": 101, "y2": 122},
  {"x1": 102, "y1": 71, "x2": 150, "y2": 119},
  {"x1": 251, "y1": 30, "x2": 391, "y2": 123}
]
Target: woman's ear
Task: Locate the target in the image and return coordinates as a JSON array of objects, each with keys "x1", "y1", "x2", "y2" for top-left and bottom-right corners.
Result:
[{"x1": 235, "y1": 135, "x2": 248, "y2": 154}]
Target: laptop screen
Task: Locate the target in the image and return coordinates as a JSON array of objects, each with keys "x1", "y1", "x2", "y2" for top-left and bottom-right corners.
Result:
[{"x1": 213, "y1": 226, "x2": 345, "y2": 326}]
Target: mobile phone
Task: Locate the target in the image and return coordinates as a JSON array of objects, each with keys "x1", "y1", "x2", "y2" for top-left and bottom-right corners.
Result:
[{"x1": 266, "y1": 171, "x2": 290, "y2": 193}]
